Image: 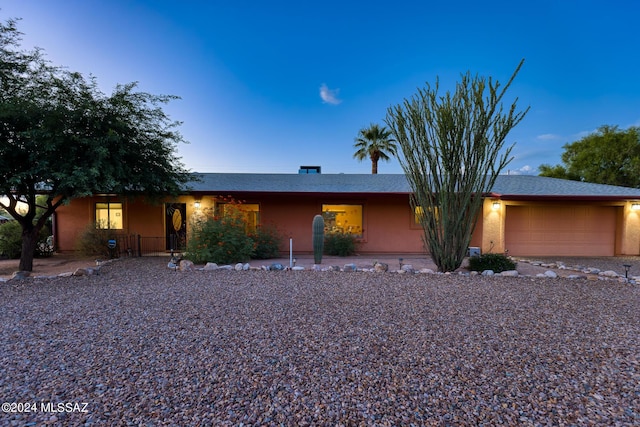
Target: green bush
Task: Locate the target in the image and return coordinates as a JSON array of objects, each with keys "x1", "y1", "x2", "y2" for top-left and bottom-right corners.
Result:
[
  {"x1": 249, "y1": 225, "x2": 282, "y2": 259},
  {"x1": 75, "y1": 222, "x2": 119, "y2": 258},
  {"x1": 186, "y1": 208, "x2": 255, "y2": 264},
  {"x1": 0, "y1": 221, "x2": 22, "y2": 258},
  {"x1": 468, "y1": 253, "x2": 517, "y2": 273},
  {"x1": 324, "y1": 232, "x2": 358, "y2": 257},
  {"x1": 0, "y1": 220, "x2": 53, "y2": 259}
]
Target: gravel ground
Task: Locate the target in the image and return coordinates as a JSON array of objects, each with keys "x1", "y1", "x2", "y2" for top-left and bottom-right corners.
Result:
[{"x1": 1, "y1": 257, "x2": 638, "y2": 426}]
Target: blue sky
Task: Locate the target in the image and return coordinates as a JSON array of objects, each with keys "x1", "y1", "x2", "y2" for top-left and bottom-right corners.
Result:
[{"x1": 3, "y1": 0, "x2": 639, "y2": 175}]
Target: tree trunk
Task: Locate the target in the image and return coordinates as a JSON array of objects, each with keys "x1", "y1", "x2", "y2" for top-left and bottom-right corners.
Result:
[
  {"x1": 18, "y1": 227, "x2": 39, "y2": 272},
  {"x1": 370, "y1": 152, "x2": 380, "y2": 175}
]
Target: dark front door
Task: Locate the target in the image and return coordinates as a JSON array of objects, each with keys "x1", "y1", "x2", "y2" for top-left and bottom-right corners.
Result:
[{"x1": 165, "y1": 203, "x2": 187, "y2": 251}]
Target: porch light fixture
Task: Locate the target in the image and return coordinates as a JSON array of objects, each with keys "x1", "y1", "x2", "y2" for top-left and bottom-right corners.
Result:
[
  {"x1": 631, "y1": 203, "x2": 640, "y2": 211},
  {"x1": 194, "y1": 201, "x2": 201, "y2": 209},
  {"x1": 492, "y1": 201, "x2": 501, "y2": 210}
]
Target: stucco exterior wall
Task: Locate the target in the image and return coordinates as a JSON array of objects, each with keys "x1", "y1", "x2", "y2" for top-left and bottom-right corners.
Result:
[
  {"x1": 620, "y1": 202, "x2": 640, "y2": 255},
  {"x1": 218, "y1": 193, "x2": 425, "y2": 254},
  {"x1": 53, "y1": 194, "x2": 640, "y2": 257}
]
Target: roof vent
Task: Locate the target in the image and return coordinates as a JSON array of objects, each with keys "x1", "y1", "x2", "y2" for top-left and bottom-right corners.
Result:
[{"x1": 298, "y1": 166, "x2": 321, "y2": 174}]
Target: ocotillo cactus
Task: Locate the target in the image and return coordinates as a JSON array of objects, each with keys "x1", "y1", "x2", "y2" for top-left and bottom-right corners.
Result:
[{"x1": 312, "y1": 214, "x2": 325, "y2": 264}]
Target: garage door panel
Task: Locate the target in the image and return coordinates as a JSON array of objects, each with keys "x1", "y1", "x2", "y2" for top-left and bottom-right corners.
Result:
[{"x1": 505, "y1": 205, "x2": 616, "y2": 256}]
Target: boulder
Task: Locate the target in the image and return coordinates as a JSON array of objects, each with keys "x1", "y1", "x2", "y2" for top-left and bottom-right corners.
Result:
[
  {"x1": 374, "y1": 262, "x2": 389, "y2": 273},
  {"x1": 544, "y1": 270, "x2": 558, "y2": 278},
  {"x1": 73, "y1": 267, "x2": 96, "y2": 276},
  {"x1": 179, "y1": 260, "x2": 194, "y2": 271},
  {"x1": 499, "y1": 270, "x2": 519, "y2": 277},
  {"x1": 234, "y1": 263, "x2": 244, "y2": 271},
  {"x1": 600, "y1": 270, "x2": 618, "y2": 278},
  {"x1": 11, "y1": 271, "x2": 30, "y2": 280},
  {"x1": 481, "y1": 270, "x2": 495, "y2": 276},
  {"x1": 270, "y1": 263, "x2": 284, "y2": 271},
  {"x1": 343, "y1": 263, "x2": 357, "y2": 272},
  {"x1": 203, "y1": 262, "x2": 218, "y2": 271},
  {"x1": 401, "y1": 264, "x2": 415, "y2": 274}
]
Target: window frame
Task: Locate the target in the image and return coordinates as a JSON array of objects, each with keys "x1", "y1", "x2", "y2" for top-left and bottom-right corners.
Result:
[
  {"x1": 321, "y1": 202, "x2": 365, "y2": 239},
  {"x1": 95, "y1": 201, "x2": 124, "y2": 230}
]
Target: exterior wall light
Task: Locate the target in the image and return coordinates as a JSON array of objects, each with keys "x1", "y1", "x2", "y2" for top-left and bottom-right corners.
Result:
[
  {"x1": 492, "y1": 201, "x2": 501, "y2": 210},
  {"x1": 194, "y1": 201, "x2": 201, "y2": 209},
  {"x1": 631, "y1": 204, "x2": 640, "y2": 211}
]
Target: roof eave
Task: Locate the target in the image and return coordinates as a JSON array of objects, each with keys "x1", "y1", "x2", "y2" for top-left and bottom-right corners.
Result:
[{"x1": 492, "y1": 194, "x2": 640, "y2": 202}]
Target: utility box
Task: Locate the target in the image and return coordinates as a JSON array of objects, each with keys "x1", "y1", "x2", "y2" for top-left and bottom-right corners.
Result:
[{"x1": 468, "y1": 247, "x2": 481, "y2": 257}]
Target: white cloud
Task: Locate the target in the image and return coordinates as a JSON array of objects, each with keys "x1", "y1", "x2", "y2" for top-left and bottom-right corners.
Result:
[
  {"x1": 319, "y1": 83, "x2": 342, "y2": 105},
  {"x1": 536, "y1": 133, "x2": 560, "y2": 141}
]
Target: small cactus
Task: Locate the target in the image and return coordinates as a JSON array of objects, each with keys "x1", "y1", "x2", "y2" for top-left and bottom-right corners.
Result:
[{"x1": 312, "y1": 214, "x2": 325, "y2": 264}]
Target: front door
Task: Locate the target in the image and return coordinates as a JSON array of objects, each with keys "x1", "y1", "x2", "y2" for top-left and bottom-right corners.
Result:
[{"x1": 165, "y1": 203, "x2": 187, "y2": 251}]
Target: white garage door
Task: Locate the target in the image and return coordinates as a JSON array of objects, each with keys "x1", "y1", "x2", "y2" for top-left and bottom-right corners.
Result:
[{"x1": 505, "y1": 205, "x2": 617, "y2": 256}]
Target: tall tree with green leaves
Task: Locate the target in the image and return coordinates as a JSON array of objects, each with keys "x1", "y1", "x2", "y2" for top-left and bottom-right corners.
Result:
[
  {"x1": 539, "y1": 125, "x2": 640, "y2": 187},
  {"x1": 386, "y1": 60, "x2": 528, "y2": 272},
  {"x1": 0, "y1": 18, "x2": 193, "y2": 271},
  {"x1": 353, "y1": 124, "x2": 398, "y2": 174}
]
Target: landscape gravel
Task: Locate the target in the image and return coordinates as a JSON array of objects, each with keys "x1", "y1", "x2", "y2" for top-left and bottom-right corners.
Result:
[{"x1": 1, "y1": 257, "x2": 638, "y2": 426}]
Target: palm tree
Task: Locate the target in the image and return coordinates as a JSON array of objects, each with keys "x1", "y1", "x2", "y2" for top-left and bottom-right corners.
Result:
[{"x1": 353, "y1": 124, "x2": 398, "y2": 174}]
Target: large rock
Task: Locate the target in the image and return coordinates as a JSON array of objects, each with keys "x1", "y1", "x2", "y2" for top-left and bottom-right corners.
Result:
[
  {"x1": 374, "y1": 262, "x2": 388, "y2": 273},
  {"x1": 11, "y1": 271, "x2": 30, "y2": 280},
  {"x1": 343, "y1": 263, "x2": 357, "y2": 272},
  {"x1": 203, "y1": 262, "x2": 218, "y2": 271},
  {"x1": 499, "y1": 270, "x2": 519, "y2": 277},
  {"x1": 401, "y1": 264, "x2": 415, "y2": 274},
  {"x1": 270, "y1": 263, "x2": 284, "y2": 271},
  {"x1": 600, "y1": 270, "x2": 618, "y2": 278},
  {"x1": 73, "y1": 267, "x2": 97, "y2": 276},
  {"x1": 179, "y1": 260, "x2": 194, "y2": 271}
]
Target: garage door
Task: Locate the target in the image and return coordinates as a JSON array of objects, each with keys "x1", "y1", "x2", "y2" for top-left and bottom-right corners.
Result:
[{"x1": 505, "y1": 205, "x2": 617, "y2": 256}]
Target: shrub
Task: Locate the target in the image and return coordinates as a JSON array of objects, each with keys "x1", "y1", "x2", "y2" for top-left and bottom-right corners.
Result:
[
  {"x1": 0, "y1": 221, "x2": 53, "y2": 259},
  {"x1": 35, "y1": 235, "x2": 54, "y2": 258},
  {"x1": 75, "y1": 222, "x2": 119, "y2": 258},
  {"x1": 324, "y1": 232, "x2": 358, "y2": 257},
  {"x1": 186, "y1": 206, "x2": 255, "y2": 264},
  {"x1": 0, "y1": 221, "x2": 22, "y2": 259},
  {"x1": 468, "y1": 253, "x2": 517, "y2": 273},
  {"x1": 249, "y1": 225, "x2": 282, "y2": 259}
]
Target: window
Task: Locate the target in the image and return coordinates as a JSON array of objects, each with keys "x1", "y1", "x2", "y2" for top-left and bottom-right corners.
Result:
[
  {"x1": 96, "y1": 202, "x2": 123, "y2": 229},
  {"x1": 322, "y1": 204, "x2": 363, "y2": 237},
  {"x1": 413, "y1": 205, "x2": 439, "y2": 227},
  {"x1": 216, "y1": 202, "x2": 260, "y2": 232}
]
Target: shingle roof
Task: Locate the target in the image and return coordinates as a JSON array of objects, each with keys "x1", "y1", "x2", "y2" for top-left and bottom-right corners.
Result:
[
  {"x1": 187, "y1": 173, "x2": 640, "y2": 198},
  {"x1": 189, "y1": 173, "x2": 409, "y2": 193}
]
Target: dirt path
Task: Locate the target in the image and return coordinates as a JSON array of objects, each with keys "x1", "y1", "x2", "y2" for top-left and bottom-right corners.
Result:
[{"x1": 0, "y1": 255, "x2": 99, "y2": 279}]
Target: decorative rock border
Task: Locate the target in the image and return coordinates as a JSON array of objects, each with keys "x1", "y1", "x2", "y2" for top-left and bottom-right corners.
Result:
[
  {"x1": 0, "y1": 258, "x2": 121, "y2": 282},
  {"x1": 174, "y1": 258, "x2": 638, "y2": 284}
]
